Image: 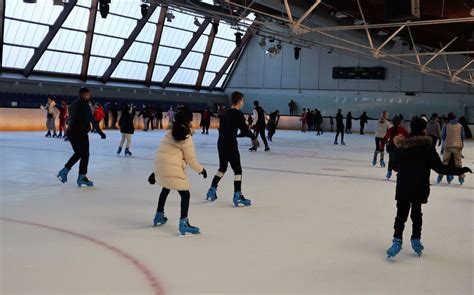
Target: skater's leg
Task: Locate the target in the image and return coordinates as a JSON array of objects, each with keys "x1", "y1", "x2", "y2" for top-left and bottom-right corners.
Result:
[
  {"x1": 125, "y1": 134, "x2": 131, "y2": 149},
  {"x1": 452, "y1": 147, "x2": 464, "y2": 179},
  {"x1": 211, "y1": 148, "x2": 229, "y2": 188},
  {"x1": 340, "y1": 128, "x2": 345, "y2": 143},
  {"x1": 410, "y1": 202, "x2": 423, "y2": 240},
  {"x1": 393, "y1": 201, "x2": 410, "y2": 240},
  {"x1": 65, "y1": 136, "x2": 82, "y2": 170},
  {"x1": 119, "y1": 133, "x2": 126, "y2": 148},
  {"x1": 178, "y1": 190, "x2": 191, "y2": 219},
  {"x1": 157, "y1": 188, "x2": 171, "y2": 212},
  {"x1": 229, "y1": 151, "x2": 242, "y2": 192},
  {"x1": 77, "y1": 135, "x2": 90, "y2": 175}
]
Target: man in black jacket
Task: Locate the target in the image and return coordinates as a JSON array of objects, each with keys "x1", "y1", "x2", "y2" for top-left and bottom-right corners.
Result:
[
  {"x1": 57, "y1": 88, "x2": 106, "y2": 187},
  {"x1": 333, "y1": 109, "x2": 345, "y2": 145},
  {"x1": 249, "y1": 100, "x2": 270, "y2": 152},
  {"x1": 386, "y1": 117, "x2": 471, "y2": 259}
]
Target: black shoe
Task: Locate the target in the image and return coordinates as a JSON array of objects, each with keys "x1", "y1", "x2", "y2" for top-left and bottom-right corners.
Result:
[
  {"x1": 249, "y1": 146, "x2": 257, "y2": 152},
  {"x1": 265, "y1": 147, "x2": 270, "y2": 152}
]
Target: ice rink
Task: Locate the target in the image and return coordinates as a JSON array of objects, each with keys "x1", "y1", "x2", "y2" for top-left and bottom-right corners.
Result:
[{"x1": 1, "y1": 129, "x2": 473, "y2": 295}]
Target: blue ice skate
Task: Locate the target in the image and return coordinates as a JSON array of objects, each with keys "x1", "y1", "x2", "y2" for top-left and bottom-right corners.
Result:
[
  {"x1": 77, "y1": 175, "x2": 94, "y2": 187},
  {"x1": 380, "y1": 159, "x2": 386, "y2": 168},
  {"x1": 386, "y1": 238, "x2": 402, "y2": 259},
  {"x1": 386, "y1": 170, "x2": 392, "y2": 180},
  {"x1": 411, "y1": 239, "x2": 424, "y2": 257},
  {"x1": 233, "y1": 192, "x2": 252, "y2": 207},
  {"x1": 125, "y1": 148, "x2": 132, "y2": 156},
  {"x1": 459, "y1": 177, "x2": 465, "y2": 185},
  {"x1": 206, "y1": 187, "x2": 218, "y2": 201},
  {"x1": 57, "y1": 167, "x2": 69, "y2": 183},
  {"x1": 372, "y1": 158, "x2": 377, "y2": 167},
  {"x1": 179, "y1": 218, "x2": 200, "y2": 236},
  {"x1": 436, "y1": 175, "x2": 443, "y2": 184},
  {"x1": 447, "y1": 175, "x2": 454, "y2": 184},
  {"x1": 117, "y1": 147, "x2": 122, "y2": 155},
  {"x1": 153, "y1": 212, "x2": 168, "y2": 226}
]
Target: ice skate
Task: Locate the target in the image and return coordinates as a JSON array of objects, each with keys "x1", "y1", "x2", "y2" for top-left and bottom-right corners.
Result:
[
  {"x1": 56, "y1": 167, "x2": 69, "y2": 183},
  {"x1": 233, "y1": 192, "x2": 251, "y2": 207},
  {"x1": 447, "y1": 175, "x2": 454, "y2": 184},
  {"x1": 386, "y1": 170, "x2": 392, "y2": 180},
  {"x1": 436, "y1": 175, "x2": 443, "y2": 184},
  {"x1": 459, "y1": 177, "x2": 464, "y2": 185},
  {"x1": 45, "y1": 131, "x2": 51, "y2": 138},
  {"x1": 380, "y1": 159, "x2": 386, "y2": 168},
  {"x1": 372, "y1": 158, "x2": 377, "y2": 167},
  {"x1": 265, "y1": 146, "x2": 270, "y2": 152},
  {"x1": 333, "y1": 141, "x2": 338, "y2": 145},
  {"x1": 117, "y1": 147, "x2": 122, "y2": 155},
  {"x1": 77, "y1": 175, "x2": 94, "y2": 187},
  {"x1": 153, "y1": 212, "x2": 168, "y2": 226},
  {"x1": 411, "y1": 239, "x2": 424, "y2": 257},
  {"x1": 58, "y1": 132, "x2": 63, "y2": 138},
  {"x1": 341, "y1": 141, "x2": 346, "y2": 146},
  {"x1": 206, "y1": 187, "x2": 218, "y2": 201},
  {"x1": 124, "y1": 148, "x2": 132, "y2": 156},
  {"x1": 386, "y1": 238, "x2": 402, "y2": 259},
  {"x1": 52, "y1": 132, "x2": 58, "y2": 138},
  {"x1": 249, "y1": 146, "x2": 257, "y2": 152},
  {"x1": 179, "y1": 218, "x2": 200, "y2": 237}
]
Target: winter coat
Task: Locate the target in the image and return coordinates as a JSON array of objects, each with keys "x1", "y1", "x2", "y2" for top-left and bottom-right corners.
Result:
[
  {"x1": 375, "y1": 120, "x2": 390, "y2": 138},
  {"x1": 426, "y1": 120, "x2": 441, "y2": 138},
  {"x1": 93, "y1": 105, "x2": 105, "y2": 122},
  {"x1": 442, "y1": 121, "x2": 465, "y2": 149},
  {"x1": 346, "y1": 114, "x2": 353, "y2": 129},
  {"x1": 154, "y1": 131, "x2": 204, "y2": 191},
  {"x1": 42, "y1": 101, "x2": 59, "y2": 118},
  {"x1": 119, "y1": 110, "x2": 135, "y2": 134},
  {"x1": 67, "y1": 98, "x2": 102, "y2": 136},
  {"x1": 392, "y1": 135, "x2": 465, "y2": 203}
]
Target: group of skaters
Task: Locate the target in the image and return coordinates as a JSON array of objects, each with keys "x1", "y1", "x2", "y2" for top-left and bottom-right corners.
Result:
[{"x1": 51, "y1": 88, "x2": 472, "y2": 260}]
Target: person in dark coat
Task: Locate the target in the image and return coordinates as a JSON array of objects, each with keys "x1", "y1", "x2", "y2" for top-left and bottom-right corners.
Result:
[
  {"x1": 250, "y1": 100, "x2": 270, "y2": 151},
  {"x1": 333, "y1": 109, "x2": 345, "y2": 145},
  {"x1": 385, "y1": 117, "x2": 471, "y2": 259},
  {"x1": 314, "y1": 110, "x2": 323, "y2": 136},
  {"x1": 200, "y1": 108, "x2": 213, "y2": 134},
  {"x1": 117, "y1": 104, "x2": 136, "y2": 156},
  {"x1": 56, "y1": 88, "x2": 106, "y2": 187},
  {"x1": 155, "y1": 105, "x2": 163, "y2": 129},
  {"x1": 345, "y1": 111, "x2": 353, "y2": 134},
  {"x1": 266, "y1": 110, "x2": 280, "y2": 142},
  {"x1": 357, "y1": 111, "x2": 369, "y2": 135},
  {"x1": 458, "y1": 116, "x2": 472, "y2": 139}
]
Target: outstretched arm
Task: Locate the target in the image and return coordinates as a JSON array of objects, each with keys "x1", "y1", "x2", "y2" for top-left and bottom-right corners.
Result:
[{"x1": 429, "y1": 147, "x2": 468, "y2": 175}]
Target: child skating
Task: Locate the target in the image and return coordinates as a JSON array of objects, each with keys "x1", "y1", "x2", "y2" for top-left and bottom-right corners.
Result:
[
  {"x1": 373, "y1": 111, "x2": 390, "y2": 167},
  {"x1": 149, "y1": 107, "x2": 207, "y2": 237},
  {"x1": 117, "y1": 105, "x2": 135, "y2": 156},
  {"x1": 206, "y1": 91, "x2": 258, "y2": 207},
  {"x1": 385, "y1": 117, "x2": 471, "y2": 259}
]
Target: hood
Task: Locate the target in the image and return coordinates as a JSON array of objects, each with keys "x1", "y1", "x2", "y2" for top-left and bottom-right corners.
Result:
[{"x1": 394, "y1": 135, "x2": 432, "y2": 149}]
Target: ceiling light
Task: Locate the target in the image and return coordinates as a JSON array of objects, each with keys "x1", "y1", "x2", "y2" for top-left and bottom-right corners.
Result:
[
  {"x1": 212, "y1": 20, "x2": 219, "y2": 34},
  {"x1": 194, "y1": 17, "x2": 201, "y2": 27},
  {"x1": 165, "y1": 12, "x2": 175, "y2": 22},
  {"x1": 140, "y1": 3, "x2": 150, "y2": 18},
  {"x1": 294, "y1": 47, "x2": 301, "y2": 60},
  {"x1": 99, "y1": 0, "x2": 111, "y2": 19},
  {"x1": 258, "y1": 37, "x2": 267, "y2": 48},
  {"x1": 23, "y1": 0, "x2": 36, "y2": 3},
  {"x1": 235, "y1": 32, "x2": 243, "y2": 47}
]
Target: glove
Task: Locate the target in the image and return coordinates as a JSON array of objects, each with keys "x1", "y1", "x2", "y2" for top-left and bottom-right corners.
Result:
[
  {"x1": 148, "y1": 172, "x2": 156, "y2": 185},
  {"x1": 252, "y1": 138, "x2": 260, "y2": 148},
  {"x1": 461, "y1": 167, "x2": 472, "y2": 174},
  {"x1": 100, "y1": 132, "x2": 106, "y2": 139},
  {"x1": 200, "y1": 169, "x2": 207, "y2": 179}
]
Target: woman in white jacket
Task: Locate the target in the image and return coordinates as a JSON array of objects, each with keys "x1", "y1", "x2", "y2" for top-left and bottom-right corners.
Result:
[
  {"x1": 149, "y1": 107, "x2": 207, "y2": 237},
  {"x1": 373, "y1": 111, "x2": 390, "y2": 167}
]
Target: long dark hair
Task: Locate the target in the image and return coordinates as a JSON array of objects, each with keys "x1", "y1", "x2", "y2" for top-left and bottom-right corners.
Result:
[{"x1": 172, "y1": 107, "x2": 192, "y2": 141}]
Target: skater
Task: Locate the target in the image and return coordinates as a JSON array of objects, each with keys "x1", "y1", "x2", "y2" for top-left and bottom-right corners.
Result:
[
  {"x1": 56, "y1": 88, "x2": 106, "y2": 187},
  {"x1": 247, "y1": 114, "x2": 254, "y2": 130},
  {"x1": 345, "y1": 111, "x2": 353, "y2": 134},
  {"x1": 206, "y1": 91, "x2": 259, "y2": 207},
  {"x1": 166, "y1": 106, "x2": 176, "y2": 128},
  {"x1": 117, "y1": 105, "x2": 136, "y2": 156},
  {"x1": 426, "y1": 113, "x2": 441, "y2": 149},
  {"x1": 334, "y1": 109, "x2": 345, "y2": 145},
  {"x1": 458, "y1": 116, "x2": 472, "y2": 139},
  {"x1": 372, "y1": 111, "x2": 390, "y2": 167},
  {"x1": 358, "y1": 111, "x2": 369, "y2": 135},
  {"x1": 155, "y1": 105, "x2": 163, "y2": 129},
  {"x1": 200, "y1": 108, "x2": 212, "y2": 134},
  {"x1": 300, "y1": 109, "x2": 308, "y2": 132},
  {"x1": 58, "y1": 100, "x2": 68, "y2": 139},
  {"x1": 140, "y1": 104, "x2": 153, "y2": 131},
  {"x1": 314, "y1": 109, "x2": 323, "y2": 136},
  {"x1": 103, "y1": 101, "x2": 110, "y2": 129},
  {"x1": 267, "y1": 110, "x2": 280, "y2": 142},
  {"x1": 41, "y1": 97, "x2": 59, "y2": 138},
  {"x1": 250, "y1": 100, "x2": 270, "y2": 151},
  {"x1": 147, "y1": 107, "x2": 207, "y2": 237},
  {"x1": 288, "y1": 99, "x2": 296, "y2": 116},
  {"x1": 329, "y1": 116, "x2": 334, "y2": 132},
  {"x1": 383, "y1": 116, "x2": 408, "y2": 180},
  {"x1": 385, "y1": 117, "x2": 471, "y2": 259},
  {"x1": 437, "y1": 112, "x2": 466, "y2": 185}
]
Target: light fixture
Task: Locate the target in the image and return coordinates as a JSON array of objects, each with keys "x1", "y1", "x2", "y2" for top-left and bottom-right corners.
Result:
[
  {"x1": 165, "y1": 12, "x2": 175, "y2": 22},
  {"x1": 194, "y1": 17, "x2": 201, "y2": 27},
  {"x1": 258, "y1": 37, "x2": 266, "y2": 48},
  {"x1": 23, "y1": 0, "x2": 36, "y2": 3},
  {"x1": 99, "y1": 0, "x2": 111, "y2": 19},
  {"x1": 212, "y1": 20, "x2": 219, "y2": 34},
  {"x1": 235, "y1": 32, "x2": 243, "y2": 47},
  {"x1": 327, "y1": 48, "x2": 333, "y2": 54},
  {"x1": 140, "y1": 3, "x2": 150, "y2": 18},
  {"x1": 294, "y1": 47, "x2": 301, "y2": 60}
]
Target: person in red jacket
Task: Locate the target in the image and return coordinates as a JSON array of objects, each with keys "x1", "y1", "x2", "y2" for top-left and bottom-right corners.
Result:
[
  {"x1": 93, "y1": 103, "x2": 105, "y2": 132},
  {"x1": 58, "y1": 100, "x2": 69, "y2": 139},
  {"x1": 383, "y1": 115, "x2": 408, "y2": 180}
]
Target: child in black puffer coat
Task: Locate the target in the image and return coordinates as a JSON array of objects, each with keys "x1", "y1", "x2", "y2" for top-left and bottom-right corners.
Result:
[
  {"x1": 386, "y1": 117, "x2": 472, "y2": 259},
  {"x1": 117, "y1": 105, "x2": 136, "y2": 156}
]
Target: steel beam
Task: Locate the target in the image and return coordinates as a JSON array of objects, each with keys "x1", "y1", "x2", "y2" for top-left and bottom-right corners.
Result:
[
  {"x1": 407, "y1": 26, "x2": 421, "y2": 65},
  {"x1": 295, "y1": 0, "x2": 321, "y2": 26},
  {"x1": 145, "y1": 5, "x2": 167, "y2": 87},
  {"x1": 22, "y1": 0, "x2": 78, "y2": 77},
  {"x1": 0, "y1": 0, "x2": 6, "y2": 72},
  {"x1": 451, "y1": 59, "x2": 474, "y2": 81},
  {"x1": 161, "y1": 17, "x2": 211, "y2": 88},
  {"x1": 283, "y1": 0, "x2": 293, "y2": 23},
  {"x1": 101, "y1": 4, "x2": 158, "y2": 84},
  {"x1": 421, "y1": 37, "x2": 457, "y2": 71},
  {"x1": 356, "y1": 0, "x2": 374, "y2": 50},
  {"x1": 196, "y1": 19, "x2": 217, "y2": 91},
  {"x1": 80, "y1": 0, "x2": 98, "y2": 81},
  {"x1": 374, "y1": 22, "x2": 408, "y2": 57}
]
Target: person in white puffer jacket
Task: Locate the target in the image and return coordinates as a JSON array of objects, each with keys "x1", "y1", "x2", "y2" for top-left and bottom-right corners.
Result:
[
  {"x1": 41, "y1": 97, "x2": 59, "y2": 138},
  {"x1": 148, "y1": 106, "x2": 207, "y2": 237},
  {"x1": 373, "y1": 111, "x2": 391, "y2": 167}
]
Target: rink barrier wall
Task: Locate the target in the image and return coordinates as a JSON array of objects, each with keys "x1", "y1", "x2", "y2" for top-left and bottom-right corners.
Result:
[{"x1": 1, "y1": 108, "x2": 474, "y2": 135}]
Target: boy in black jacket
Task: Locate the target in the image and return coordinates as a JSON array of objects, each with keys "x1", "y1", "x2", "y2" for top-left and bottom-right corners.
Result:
[
  {"x1": 206, "y1": 92, "x2": 259, "y2": 207},
  {"x1": 386, "y1": 117, "x2": 471, "y2": 258}
]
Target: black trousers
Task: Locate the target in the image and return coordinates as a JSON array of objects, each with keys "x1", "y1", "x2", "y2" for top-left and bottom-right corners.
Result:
[
  {"x1": 387, "y1": 145, "x2": 396, "y2": 172},
  {"x1": 65, "y1": 133, "x2": 90, "y2": 175},
  {"x1": 202, "y1": 121, "x2": 210, "y2": 133},
  {"x1": 256, "y1": 125, "x2": 268, "y2": 147},
  {"x1": 360, "y1": 123, "x2": 366, "y2": 134},
  {"x1": 393, "y1": 201, "x2": 423, "y2": 240},
  {"x1": 267, "y1": 123, "x2": 277, "y2": 139},
  {"x1": 157, "y1": 188, "x2": 190, "y2": 219},
  {"x1": 212, "y1": 144, "x2": 243, "y2": 192},
  {"x1": 335, "y1": 126, "x2": 344, "y2": 142},
  {"x1": 104, "y1": 113, "x2": 109, "y2": 128}
]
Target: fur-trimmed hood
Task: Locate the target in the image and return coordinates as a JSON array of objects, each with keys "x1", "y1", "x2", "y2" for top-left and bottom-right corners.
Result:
[{"x1": 394, "y1": 135, "x2": 432, "y2": 149}]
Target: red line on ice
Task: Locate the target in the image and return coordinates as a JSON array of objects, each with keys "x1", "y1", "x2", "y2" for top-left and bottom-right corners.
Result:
[{"x1": 0, "y1": 217, "x2": 165, "y2": 295}]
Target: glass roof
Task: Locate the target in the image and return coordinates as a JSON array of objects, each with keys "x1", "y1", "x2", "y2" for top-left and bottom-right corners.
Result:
[{"x1": 2, "y1": 0, "x2": 255, "y2": 89}]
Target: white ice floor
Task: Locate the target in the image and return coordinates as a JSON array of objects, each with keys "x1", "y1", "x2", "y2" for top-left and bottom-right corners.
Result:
[{"x1": 1, "y1": 129, "x2": 473, "y2": 295}]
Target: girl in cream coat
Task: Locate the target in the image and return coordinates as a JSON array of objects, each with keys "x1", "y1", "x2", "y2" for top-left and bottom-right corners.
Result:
[{"x1": 149, "y1": 107, "x2": 207, "y2": 236}]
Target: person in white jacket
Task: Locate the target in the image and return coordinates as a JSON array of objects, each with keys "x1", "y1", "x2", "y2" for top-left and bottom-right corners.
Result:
[
  {"x1": 148, "y1": 107, "x2": 207, "y2": 237},
  {"x1": 41, "y1": 97, "x2": 59, "y2": 138},
  {"x1": 373, "y1": 111, "x2": 390, "y2": 167}
]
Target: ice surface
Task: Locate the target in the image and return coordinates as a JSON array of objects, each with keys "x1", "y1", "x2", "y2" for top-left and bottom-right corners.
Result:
[{"x1": 1, "y1": 130, "x2": 473, "y2": 294}]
